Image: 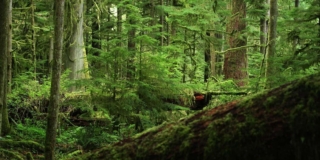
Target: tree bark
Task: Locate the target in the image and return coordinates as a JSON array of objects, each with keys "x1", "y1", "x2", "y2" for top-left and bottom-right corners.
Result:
[
  {"x1": 76, "y1": 73, "x2": 320, "y2": 160},
  {"x1": 265, "y1": 0, "x2": 278, "y2": 89},
  {"x1": 31, "y1": 0, "x2": 37, "y2": 79},
  {"x1": 44, "y1": 0, "x2": 65, "y2": 159},
  {"x1": 223, "y1": 0, "x2": 248, "y2": 87},
  {"x1": 204, "y1": 32, "x2": 211, "y2": 82},
  {"x1": 7, "y1": 0, "x2": 12, "y2": 94},
  {"x1": 260, "y1": 0, "x2": 269, "y2": 55},
  {"x1": 66, "y1": 0, "x2": 88, "y2": 92},
  {"x1": 0, "y1": 0, "x2": 9, "y2": 136}
]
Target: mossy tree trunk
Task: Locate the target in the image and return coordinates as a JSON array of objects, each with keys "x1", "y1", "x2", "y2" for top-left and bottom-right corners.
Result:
[
  {"x1": 65, "y1": 0, "x2": 88, "y2": 92},
  {"x1": 223, "y1": 0, "x2": 248, "y2": 87},
  {"x1": 44, "y1": 0, "x2": 65, "y2": 159},
  {"x1": 2, "y1": 0, "x2": 12, "y2": 136},
  {"x1": 76, "y1": 73, "x2": 320, "y2": 160},
  {"x1": 0, "y1": 0, "x2": 9, "y2": 137}
]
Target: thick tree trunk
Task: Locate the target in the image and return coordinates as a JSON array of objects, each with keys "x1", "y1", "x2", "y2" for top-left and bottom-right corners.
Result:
[
  {"x1": 223, "y1": 0, "x2": 248, "y2": 87},
  {"x1": 0, "y1": 0, "x2": 9, "y2": 136},
  {"x1": 2, "y1": 0, "x2": 11, "y2": 136},
  {"x1": 66, "y1": 0, "x2": 88, "y2": 91},
  {"x1": 44, "y1": 0, "x2": 65, "y2": 159},
  {"x1": 76, "y1": 73, "x2": 320, "y2": 160}
]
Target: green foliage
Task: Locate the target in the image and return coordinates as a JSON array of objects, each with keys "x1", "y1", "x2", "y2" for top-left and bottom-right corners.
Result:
[
  {"x1": 14, "y1": 119, "x2": 46, "y2": 143},
  {"x1": 6, "y1": 0, "x2": 320, "y2": 158},
  {"x1": 73, "y1": 126, "x2": 119, "y2": 150}
]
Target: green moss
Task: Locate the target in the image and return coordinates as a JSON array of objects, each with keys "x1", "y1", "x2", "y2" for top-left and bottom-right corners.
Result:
[
  {"x1": 0, "y1": 140, "x2": 44, "y2": 152},
  {"x1": 0, "y1": 149, "x2": 24, "y2": 160},
  {"x1": 263, "y1": 96, "x2": 276, "y2": 107}
]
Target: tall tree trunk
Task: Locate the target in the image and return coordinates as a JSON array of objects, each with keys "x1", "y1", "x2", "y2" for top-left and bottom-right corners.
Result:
[
  {"x1": 49, "y1": 37, "x2": 54, "y2": 74},
  {"x1": 159, "y1": 0, "x2": 164, "y2": 46},
  {"x1": 31, "y1": 0, "x2": 37, "y2": 79},
  {"x1": 223, "y1": 0, "x2": 248, "y2": 87},
  {"x1": 127, "y1": 4, "x2": 136, "y2": 81},
  {"x1": 0, "y1": 0, "x2": 9, "y2": 136},
  {"x1": 260, "y1": 0, "x2": 269, "y2": 55},
  {"x1": 1, "y1": 0, "x2": 12, "y2": 135},
  {"x1": 66, "y1": 0, "x2": 87, "y2": 92},
  {"x1": 205, "y1": 31, "x2": 218, "y2": 82},
  {"x1": 204, "y1": 32, "x2": 211, "y2": 82},
  {"x1": 1, "y1": 0, "x2": 12, "y2": 136},
  {"x1": 182, "y1": 29, "x2": 187, "y2": 83},
  {"x1": 112, "y1": 5, "x2": 122, "y2": 100},
  {"x1": 293, "y1": 0, "x2": 299, "y2": 49},
  {"x1": 265, "y1": 0, "x2": 278, "y2": 89},
  {"x1": 44, "y1": 0, "x2": 65, "y2": 159},
  {"x1": 7, "y1": 0, "x2": 12, "y2": 94}
]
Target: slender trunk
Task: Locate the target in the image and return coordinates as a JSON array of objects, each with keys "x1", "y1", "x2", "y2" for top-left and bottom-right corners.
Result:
[
  {"x1": 292, "y1": 0, "x2": 299, "y2": 51},
  {"x1": 7, "y1": 0, "x2": 12, "y2": 93},
  {"x1": 260, "y1": 0, "x2": 269, "y2": 55},
  {"x1": 166, "y1": 0, "x2": 170, "y2": 46},
  {"x1": 31, "y1": 0, "x2": 37, "y2": 79},
  {"x1": 49, "y1": 37, "x2": 54, "y2": 74},
  {"x1": 159, "y1": 0, "x2": 164, "y2": 46},
  {"x1": 44, "y1": 0, "x2": 65, "y2": 159},
  {"x1": 190, "y1": 32, "x2": 196, "y2": 81},
  {"x1": 113, "y1": 6, "x2": 122, "y2": 100},
  {"x1": 265, "y1": 0, "x2": 278, "y2": 89},
  {"x1": 204, "y1": 32, "x2": 211, "y2": 82},
  {"x1": 182, "y1": 29, "x2": 187, "y2": 83}
]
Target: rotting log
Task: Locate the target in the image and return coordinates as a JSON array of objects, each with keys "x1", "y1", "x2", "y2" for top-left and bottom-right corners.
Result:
[{"x1": 72, "y1": 73, "x2": 320, "y2": 160}]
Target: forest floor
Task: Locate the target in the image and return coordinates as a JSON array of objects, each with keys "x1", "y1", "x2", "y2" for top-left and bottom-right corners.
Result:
[{"x1": 1, "y1": 73, "x2": 320, "y2": 160}]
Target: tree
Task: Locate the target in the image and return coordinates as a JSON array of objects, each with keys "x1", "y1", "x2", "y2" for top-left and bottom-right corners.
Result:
[
  {"x1": 127, "y1": 1, "x2": 136, "y2": 81},
  {"x1": 44, "y1": 0, "x2": 65, "y2": 159},
  {"x1": 223, "y1": 0, "x2": 248, "y2": 87},
  {"x1": 7, "y1": 0, "x2": 12, "y2": 94},
  {"x1": 65, "y1": 0, "x2": 89, "y2": 92},
  {"x1": 73, "y1": 73, "x2": 320, "y2": 160},
  {"x1": 259, "y1": 0, "x2": 269, "y2": 55},
  {"x1": 265, "y1": 0, "x2": 278, "y2": 89},
  {"x1": 0, "y1": 0, "x2": 9, "y2": 136}
]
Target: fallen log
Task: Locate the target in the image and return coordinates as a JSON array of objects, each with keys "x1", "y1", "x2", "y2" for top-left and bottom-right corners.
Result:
[
  {"x1": 72, "y1": 73, "x2": 320, "y2": 160},
  {"x1": 70, "y1": 73, "x2": 320, "y2": 159}
]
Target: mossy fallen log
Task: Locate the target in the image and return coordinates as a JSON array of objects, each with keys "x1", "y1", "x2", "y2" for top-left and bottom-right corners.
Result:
[
  {"x1": 0, "y1": 148, "x2": 24, "y2": 160},
  {"x1": 0, "y1": 139, "x2": 44, "y2": 152},
  {"x1": 74, "y1": 73, "x2": 320, "y2": 160},
  {"x1": 0, "y1": 140, "x2": 44, "y2": 159}
]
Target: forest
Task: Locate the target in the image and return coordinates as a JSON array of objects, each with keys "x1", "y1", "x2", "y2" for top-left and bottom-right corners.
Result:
[{"x1": 0, "y1": 0, "x2": 319, "y2": 159}]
